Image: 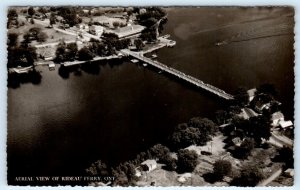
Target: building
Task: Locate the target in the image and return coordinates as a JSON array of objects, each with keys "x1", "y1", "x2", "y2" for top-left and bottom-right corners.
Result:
[
  {"x1": 238, "y1": 108, "x2": 259, "y2": 120},
  {"x1": 89, "y1": 25, "x2": 104, "y2": 36},
  {"x1": 279, "y1": 120, "x2": 293, "y2": 129},
  {"x1": 271, "y1": 111, "x2": 284, "y2": 127},
  {"x1": 247, "y1": 88, "x2": 257, "y2": 102},
  {"x1": 140, "y1": 159, "x2": 157, "y2": 172},
  {"x1": 106, "y1": 25, "x2": 145, "y2": 39}
]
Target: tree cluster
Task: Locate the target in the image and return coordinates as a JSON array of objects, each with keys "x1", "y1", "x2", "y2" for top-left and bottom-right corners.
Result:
[
  {"x1": 176, "y1": 149, "x2": 198, "y2": 173},
  {"x1": 23, "y1": 27, "x2": 48, "y2": 43},
  {"x1": 169, "y1": 117, "x2": 218, "y2": 150},
  {"x1": 57, "y1": 7, "x2": 82, "y2": 26},
  {"x1": 54, "y1": 41, "x2": 78, "y2": 62},
  {"x1": 231, "y1": 164, "x2": 264, "y2": 186},
  {"x1": 7, "y1": 33, "x2": 37, "y2": 68}
]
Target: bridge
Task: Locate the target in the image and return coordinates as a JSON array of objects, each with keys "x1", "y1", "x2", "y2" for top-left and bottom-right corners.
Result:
[{"x1": 121, "y1": 49, "x2": 234, "y2": 100}]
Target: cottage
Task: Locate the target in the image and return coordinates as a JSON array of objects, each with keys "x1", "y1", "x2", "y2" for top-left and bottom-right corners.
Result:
[
  {"x1": 140, "y1": 159, "x2": 157, "y2": 172},
  {"x1": 279, "y1": 120, "x2": 293, "y2": 129},
  {"x1": 89, "y1": 25, "x2": 104, "y2": 36},
  {"x1": 238, "y1": 108, "x2": 258, "y2": 120},
  {"x1": 271, "y1": 111, "x2": 284, "y2": 127},
  {"x1": 232, "y1": 137, "x2": 243, "y2": 147},
  {"x1": 247, "y1": 88, "x2": 257, "y2": 102}
]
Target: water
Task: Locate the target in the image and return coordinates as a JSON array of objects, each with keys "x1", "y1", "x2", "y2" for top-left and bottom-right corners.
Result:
[{"x1": 7, "y1": 7, "x2": 294, "y2": 185}]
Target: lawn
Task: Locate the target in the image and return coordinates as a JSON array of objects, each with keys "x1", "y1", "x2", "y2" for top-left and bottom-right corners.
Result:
[{"x1": 8, "y1": 17, "x2": 76, "y2": 45}]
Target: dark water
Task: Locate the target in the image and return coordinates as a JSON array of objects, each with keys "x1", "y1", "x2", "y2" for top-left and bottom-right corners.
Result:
[{"x1": 7, "y1": 7, "x2": 294, "y2": 185}]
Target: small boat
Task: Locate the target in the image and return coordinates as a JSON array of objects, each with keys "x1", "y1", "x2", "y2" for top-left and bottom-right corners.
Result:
[
  {"x1": 151, "y1": 54, "x2": 158, "y2": 58},
  {"x1": 215, "y1": 41, "x2": 228, "y2": 46},
  {"x1": 143, "y1": 63, "x2": 148, "y2": 67},
  {"x1": 130, "y1": 59, "x2": 139, "y2": 63}
]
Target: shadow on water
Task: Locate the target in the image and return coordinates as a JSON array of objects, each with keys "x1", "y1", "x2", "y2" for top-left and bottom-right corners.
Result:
[
  {"x1": 7, "y1": 69, "x2": 42, "y2": 88},
  {"x1": 58, "y1": 58, "x2": 126, "y2": 78},
  {"x1": 141, "y1": 62, "x2": 232, "y2": 107}
]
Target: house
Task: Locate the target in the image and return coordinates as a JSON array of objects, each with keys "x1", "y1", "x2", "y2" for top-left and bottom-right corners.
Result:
[
  {"x1": 279, "y1": 120, "x2": 293, "y2": 129},
  {"x1": 271, "y1": 111, "x2": 284, "y2": 127},
  {"x1": 255, "y1": 101, "x2": 270, "y2": 113},
  {"x1": 237, "y1": 108, "x2": 258, "y2": 120},
  {"x1": 284, "y1": 168, "x2": 294, "y2": 177},
  {"x1": 89, "y1": 25, "x2": 104, "y2": 36},
  {"x1": 232, "y1": 137, "x2": 243, "y2": 147},
  {"x1": 105, "y1": 24, "x2": 145, "y2": 39},
  {"x1": 247, "y1": 88, "x2": 257, "y2": 102},
  {"x1": 140, "y1": 159, "x2": 157, "y2": 172}
]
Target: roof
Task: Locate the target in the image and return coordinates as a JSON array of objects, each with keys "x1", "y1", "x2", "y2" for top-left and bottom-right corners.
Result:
[
  {"x1": 279, "y1": 120, "x2": 293, "y2": 128},
  {"x1": 247, "y1": 88, "x2": 257, "y2": 101},
  {"x1": 238, "y1": 108, "x2": 258, "y2": 119},
  {"x1": 109, "y1": 25, "x2": 145, "y2": 38},
  {"x1": 141, "y1": 159, "x2": 157, "y2": 167},
  {"x1": 271, "y1": 112, "x2": 284, "y2": 121},
  {"x1": 90, "y1": 25, "x2": 103, "y2": 30}
]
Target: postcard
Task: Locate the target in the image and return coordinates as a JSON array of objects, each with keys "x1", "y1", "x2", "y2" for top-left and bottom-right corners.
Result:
[{"x1": 7, "y1": 6, "x2": 294, "y2": 187}]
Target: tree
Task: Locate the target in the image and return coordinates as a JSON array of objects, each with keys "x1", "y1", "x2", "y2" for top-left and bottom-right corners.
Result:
[
  {"x1": 140, "y1": 28, "x2": 157, "y2": 42},
  {"x1": 55, "y1": 40, "x2": 67, "y2": 62},
  {"x1": 234, "y1": 87, "x2": 249, "y2": 106},
  {"x1": 160, "y1": 154, "x2": 176, "y2": 171},
  {"x1": 149, "y1": 144, "x2": 170, "y2": 161},
  {"x1": 257, "y1": 83, "x2": 277, "y2": 97},
  {"x1": 57, "y1": 7, "x2": 82, "y2": 26},
  {"x1": 188, "y1": 117, "x2": 218, "y2": 136},
  {"x1": 177, "y1": 149, "x2": 198, "y2": 173},
  {"x1": 37, "y1": 7, "x2": 47, "y2": 16},
  {"x1": 232, "y1": 138, "x2": 256, "y2": 159},
  {"x1": 49, "y1": 13, "x2": 56, "y2": 26},
  {"x1": 28, "y1": 7, "x2": 35, "y2": 17},
  {"x1": 8, "y1": 8, "x2": 18, "y2": 19},
  {"x1": 170, "y1": 123, "x2": 210, "y2": 150},
  {"x1": 36, "y1": 31, "x2": 48, "y2": 42},
  {"x1": 86, "y1": 160, "x2": 109, "y2": 176},
  {"x1": 248, "y1": 116, "x2": 271, "y2": 144},
  {"x1": 134, "y1": 39, "x2": 144, "y2": 50},
  {"x1": 65, "y1": 42, "x2": 78, "y2": 61},
  {"x1": 213, "y1": 160, "x2": 232, "y2": 179},
  {"x1": 231, "y1": 164, "x2": 264, "y2": 186},
  {"x1": 7, "y1": 33, "x2": 18, "y2": 47},
  {"x1": 113, "y1": 21, "x2": 120, "y2": 28},
  {"x1": 78, "y1": 46, "x2": 94, "y2": 61},
  {"x1": 30, "y1": 18, "x2": 35, "y2": 24},
  {"x1": 29, "y1": 27, "x2": 41, "y2": 39},
  {"x1": 215, "y1": 110, "x2": 229, "y2": 125}
]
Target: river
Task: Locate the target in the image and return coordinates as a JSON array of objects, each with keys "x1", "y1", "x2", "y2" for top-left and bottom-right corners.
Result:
[{"x1": 7, "y1": 7, "x2": 294, "y2": 185}]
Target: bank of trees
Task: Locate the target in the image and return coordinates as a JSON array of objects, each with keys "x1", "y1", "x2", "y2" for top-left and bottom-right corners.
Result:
[
  {"x1": 169, "y1": 117, "x2": 218, "y2": 150},
  {"x1": 7, "y1": 32, "x2": 37, "y2": 68},
  {"x1": 136, "y1": 7, "x2": 167, "y2": 42}
]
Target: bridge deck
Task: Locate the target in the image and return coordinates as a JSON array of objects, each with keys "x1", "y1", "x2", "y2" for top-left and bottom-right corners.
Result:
[{"x1": 121, "y1": 49, "x2": 234, "y2": 100}]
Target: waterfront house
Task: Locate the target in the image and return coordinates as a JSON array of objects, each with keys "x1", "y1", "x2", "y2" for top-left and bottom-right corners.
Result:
[
  {"x1": 237, "y1": 108, "x2": 259, "y2": 120},
  {"x1": 247, "y1": 88, "x2": 257, "y2": 102},
  {"x1": 140, "y1": 159, "x2": 157, "y2": 172},
  {"x1": 106, "y1": 24, "x2": 145, "y2": 39},
  {"x1": 279, "y1": 120, "x2": 293, "y2": 129},
  {"x1": 271, "y1": 111, "x2": 284, "y2": 127}
]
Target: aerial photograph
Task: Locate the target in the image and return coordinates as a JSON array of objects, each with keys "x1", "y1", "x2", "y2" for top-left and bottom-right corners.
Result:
[{"x1": 7, "y1": 6, "x2": 294, "y2": 186}]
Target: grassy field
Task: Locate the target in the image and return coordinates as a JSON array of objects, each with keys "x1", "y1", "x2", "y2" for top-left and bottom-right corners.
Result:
[{"x1": 8, "y1": 17, "x2": 76, "y2": 45}]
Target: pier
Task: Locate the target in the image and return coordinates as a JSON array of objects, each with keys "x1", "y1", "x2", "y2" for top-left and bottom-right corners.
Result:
[{"x1": 121, "y1": 49, "x2": 234, "y2": 100}]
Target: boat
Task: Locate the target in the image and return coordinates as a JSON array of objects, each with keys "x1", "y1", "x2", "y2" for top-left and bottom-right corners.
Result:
[
  {"x1": 130, "y1": 59, "x2": 139, "y2": 63},
  {"x1": 143, "y1": 63, "x2": 148, "y2": 67},
  {"x1": 215, "y1": 41, "x2": 228, "y2": 46},
  {"x1": 151, "y1": 54, "x2": 158, "y2": 58}
]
